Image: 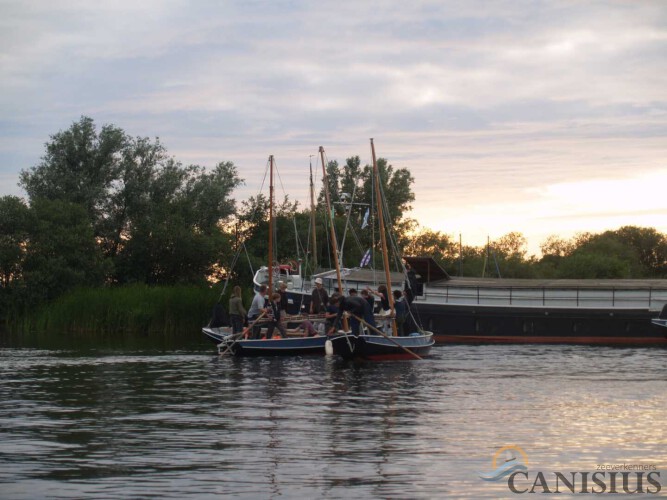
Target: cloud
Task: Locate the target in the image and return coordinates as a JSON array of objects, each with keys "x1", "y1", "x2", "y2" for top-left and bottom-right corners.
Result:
[{"x1": 0, "y1": 0, "x2": 665, "y2": 250}]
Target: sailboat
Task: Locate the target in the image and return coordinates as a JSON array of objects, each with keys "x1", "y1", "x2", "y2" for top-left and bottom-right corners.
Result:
[
  {"x1": 326, "y1": 140, "x2": 435, "y2": 360},
  {"x1": 205, "y1": 155, "x2": 330, "y2": 356}
]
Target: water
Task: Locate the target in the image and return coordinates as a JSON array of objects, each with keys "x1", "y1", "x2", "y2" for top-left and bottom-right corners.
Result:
[{"x1": 1, "y1": 336, "x2": 666, "y2": 499}]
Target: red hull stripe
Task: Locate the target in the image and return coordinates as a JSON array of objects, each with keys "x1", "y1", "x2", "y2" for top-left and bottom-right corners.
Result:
[{"x1": 436, "y1": 335, "x2": 667, "y2": 345}]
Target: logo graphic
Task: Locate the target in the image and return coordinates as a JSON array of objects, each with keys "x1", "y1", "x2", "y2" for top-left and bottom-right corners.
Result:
[{"x1": 479, "y1": 445, "x2": 529, "y2": 482}]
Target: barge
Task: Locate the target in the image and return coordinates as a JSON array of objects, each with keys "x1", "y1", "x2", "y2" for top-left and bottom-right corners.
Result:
[{"x1": 254, "y1": 257, "x2": 667, "y2": 346}]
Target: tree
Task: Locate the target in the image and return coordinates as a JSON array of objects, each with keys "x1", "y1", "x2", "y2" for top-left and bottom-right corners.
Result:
[
  {"x1": 613, "y1": 226, "x2": 667, "y2": 277},
  {"x1": 0, "y1": 196, "x2": 30, "y2": 287},
  {"x1": 113, "y1": 160, "x2": 242, "y2": 284},
  {"x1": 489, "y1": 232, "x2": 536, "y2": 278},
  {"x1": 316, "y1": 155, "x2": 415, "y2": 270},
  {"x1": 19, "y1": 117, "x2": 244, "y2": 286},
  {"x1": 21, "y1": 199, "x2": 108, "y2": 302},
  {"x1": 20, "y1": 116, "x2": 127, "y2": 229},
  {"x1": 402, "y1": 228, "x2": 456, "y2": 270}
]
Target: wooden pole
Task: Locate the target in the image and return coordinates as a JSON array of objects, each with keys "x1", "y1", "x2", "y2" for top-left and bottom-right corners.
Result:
[
  {"x1": 319, "y1": 146, "x2": 348, "y2": 330},
  {"x1": 268, "y1": 155, "x2": 274, "y2": 293},
  {"x1": 370, "y1": 139, "x2": 398, "y2": 337},
  {"x1": 309, "y1": 159, "x2": 318, "y2": 272}
]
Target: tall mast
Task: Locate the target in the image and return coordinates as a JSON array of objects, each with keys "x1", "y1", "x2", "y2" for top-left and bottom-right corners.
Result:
[
  {"x1": 268, "y1": 155, "x2": 274, "y2": 293},
  {"x1": 309, "y1": 158, "x2": 318, "y2": 272},
  {"x1": 319, "y1": 146, "x2": 347, "y2": 330},
  {"x1": 371, "y1": 139, "x2": 397, "y2": 336}
]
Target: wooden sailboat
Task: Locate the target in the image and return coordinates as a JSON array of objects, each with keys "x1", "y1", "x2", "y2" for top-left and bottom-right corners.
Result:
[
  {"x1": 327, "y1": 140, "x2": 435, "y2": 360},
  {"x1": 206, "y1": 155, "x2": 329, "y2": 356}
]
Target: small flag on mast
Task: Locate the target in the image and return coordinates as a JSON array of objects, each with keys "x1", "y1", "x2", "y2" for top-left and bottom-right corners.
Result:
[
  {"x1": 361, "y1": 208, "x2": 369, "y2": 229},
  {"x1": 360, "y1": 248, "x2": 371, "y2": 267}
]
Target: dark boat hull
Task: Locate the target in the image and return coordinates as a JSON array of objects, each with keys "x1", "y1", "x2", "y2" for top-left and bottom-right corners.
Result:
[
  {"x1": 329, "y1": 332, "x2": 434, "y2": 361},
  {"x1": 203, "y1": 328, "x2": 328, "y2": 356},
  {"x1": 229, "y1": 336, "x2": 327, "y2": 356},
  {"x1": 410, "y1": 303, "x2": 667, "y2": 346}
]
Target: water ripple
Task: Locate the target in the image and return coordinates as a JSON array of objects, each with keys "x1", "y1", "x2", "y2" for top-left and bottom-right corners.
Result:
[{"x1": 1, "y1": 344, "x2": 666, "y2": 498}]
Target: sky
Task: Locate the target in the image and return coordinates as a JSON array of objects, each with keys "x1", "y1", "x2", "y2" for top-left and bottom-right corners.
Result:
[{"x1": 1, "y1": 0, "x2": 666, "y2": 255}]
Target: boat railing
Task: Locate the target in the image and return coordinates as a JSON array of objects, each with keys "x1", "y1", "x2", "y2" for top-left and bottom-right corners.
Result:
[
  {"x1": 418, "y1": 284, "x2": 667, "y2": 310},
  {"x1": 307, "y1": 277, "x2": 667, "y2": 311}
]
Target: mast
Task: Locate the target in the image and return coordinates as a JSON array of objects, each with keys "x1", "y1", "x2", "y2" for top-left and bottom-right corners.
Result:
[
  {"x1": 370, "y1": 138, "x2": 397, "y2": 336},
  {"x1": 319, "y1": 146, "x2": 347, "y2": 330},
  {"x1": 268, "y1": 155, "x2": 274, "y2": 293},
  {"x1": 309, "y1": 158, "x2": 318, "y2": 272}
]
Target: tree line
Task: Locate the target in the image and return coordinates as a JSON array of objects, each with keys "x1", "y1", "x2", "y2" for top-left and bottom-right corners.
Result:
[{"x1": 1, "y1": 117, "x2": 666, "y2": 326}]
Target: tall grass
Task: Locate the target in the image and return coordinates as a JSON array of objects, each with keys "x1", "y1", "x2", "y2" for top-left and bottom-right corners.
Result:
[{"x1": 12, "y1": 284, "x2": 225, "y2": 338}]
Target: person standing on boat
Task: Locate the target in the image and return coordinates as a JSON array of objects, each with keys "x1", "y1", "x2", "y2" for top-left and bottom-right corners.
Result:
[
  {"x1": 310, "y1": 277, "x2": 329, "y2": 315},
  {"x1": 393, "y1": 289, "x2": 407, "y2": 336},
  {"x1": 248, "y1": 285, "x2": 269, "y2": 339},
  {"x1": 266, "y1": 293, "x2": 287, "y2": 339},
  {"x1": 404, "y1": 262, "x2": 418, "y2": 304},
  {"x1": 228, "y1": 285, "x2": 247, "y2": 335},
  {"x1": 328, "y1": 295, "x2": 375, "y2": 337},
  {"x1": 368, "y1": 285, "x2": 391, "y2": 333},
  {"x1": 278, "y1": 281, "x2": 289, "y2": 319},
  {"x1": 325, "y1": 293, "x2": 341, "y2": 331},
  {"x1": 360, "y1": 288, "x2": 374, "y2": 312}
]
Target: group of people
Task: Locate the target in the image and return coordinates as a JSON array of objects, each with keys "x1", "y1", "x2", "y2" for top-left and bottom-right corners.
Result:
[
  {"x1": 311, "y1": 278, "x2": 411, "y2": 337},
  {"x1": 227, "y1": 276, "x2": 412, "y2": 340},
  {"x1": 228, "y1": 281, "x2": 290, "y2": 339}
]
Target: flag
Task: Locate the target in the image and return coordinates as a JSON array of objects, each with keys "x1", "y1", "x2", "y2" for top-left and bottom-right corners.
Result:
[
  {"x1": 360, "y1": 248, "x2": 371, "y2": 267},
  {"x1": 361, "y1": 208, "x2": 369, "y2": 229}
]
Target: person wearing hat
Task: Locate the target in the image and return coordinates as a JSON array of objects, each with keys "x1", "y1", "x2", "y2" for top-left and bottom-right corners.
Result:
[{"x1": 309, "y1": 277, "x2": 329, "y2": 315}]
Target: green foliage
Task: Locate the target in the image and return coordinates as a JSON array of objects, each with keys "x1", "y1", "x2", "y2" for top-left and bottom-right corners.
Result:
[
  {"x1": 313, "y1": 155, "x2": 415, "y2": 271},
  {"x1": 0, "y1": 196, "x2": 30, "y2": 287},
  {"x1": 402, "y1": 229, "x2": 455, "y2": 266},
  {"x1": 17, "y1": 116, "x2": 243, "y2": 287},
  {"x1": 535, "y1": 227, "x2": 666, "y2": 279},
  {"x1": 22, "y1": 199, "x2": 109, "y2": 302},
  {"x1": 12, "y1": 284, "x2": 220, "y2": 336},
  {"x1": 556, "y1": 252, "x2": 631, "y2": 279},
  {"x1": 400, "y1": 226, "x2": 667, "y2": 280},
  {"x1": 19, "y1": 116, "x2": 127, "y2": 219}
]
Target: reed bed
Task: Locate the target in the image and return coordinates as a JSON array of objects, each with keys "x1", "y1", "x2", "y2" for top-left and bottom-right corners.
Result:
[{"x1": 12, "y1": 284, "x2": 226, "y2": 338}]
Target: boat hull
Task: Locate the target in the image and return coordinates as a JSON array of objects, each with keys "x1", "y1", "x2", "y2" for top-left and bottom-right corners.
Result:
[
  {"x1": 411, "y1": 303, "x2": 667, "y2": 346},
  {"x1": 203, "y1": 327, "x2": 328, "y2": 356},
  {"x1": 329, "y1": 332, "x2": 434, "y2": 361}
]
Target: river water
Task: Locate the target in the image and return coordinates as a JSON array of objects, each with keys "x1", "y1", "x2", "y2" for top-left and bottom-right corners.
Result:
[{"x1": 1, "y1": 335, "x2": 666, "y2": 499}]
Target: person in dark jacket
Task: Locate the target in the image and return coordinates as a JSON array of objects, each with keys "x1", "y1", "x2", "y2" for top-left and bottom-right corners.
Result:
[
  {"x1": 266, "y1": 293, "x2": 287, "y2": 339},
  {"x1": 278, "y1": 281, "x2": 289, "y2": 319},
  {"x1": 310, "y1": 277, "x2": 329, "y2": 314},
  {"x1": 360, "y1": 288, "x2": 374, "y2": 313},
  {"x1": 228, "y1": 285, "x2": 247, "y2": 334},
  {"x1": 328, "y1": 295, "x2": 376, "y2": 337},
  {"x1": 393, "y1": 289, "x2": 408, "y2": 336},
  {"x1": 404, "y1": 262, "x2": 418, "y2": 304}
]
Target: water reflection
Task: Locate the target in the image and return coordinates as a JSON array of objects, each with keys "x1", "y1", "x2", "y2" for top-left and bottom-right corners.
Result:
[{"x1": 1, "y1": 342, "x2": 666, "y2": 498}]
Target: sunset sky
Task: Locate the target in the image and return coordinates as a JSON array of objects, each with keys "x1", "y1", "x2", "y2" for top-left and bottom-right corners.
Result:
[{"x1": 1, "y1": 1, "x2": 665, "y2": 255}]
